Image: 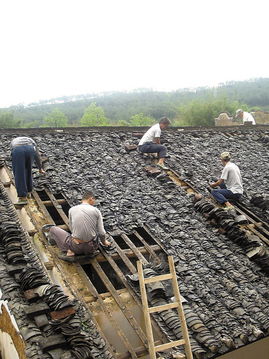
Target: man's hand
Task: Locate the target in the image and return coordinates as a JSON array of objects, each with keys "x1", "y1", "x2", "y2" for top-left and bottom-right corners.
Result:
[
  {"x1": 209, "y1": 182, "x2": 216, "y2": 188},
  {"x1": 39, "y1": 168, "x2": 46, "y2": 174},
  {"x1": 102, "y1": 239, "x2": 111, "y2": 247}
]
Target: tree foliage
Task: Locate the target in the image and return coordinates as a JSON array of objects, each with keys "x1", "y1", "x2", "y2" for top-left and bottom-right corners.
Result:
[
  {"x1": 80, "y1": 103, "x2": 109, "y2": 126},
  {"x1": 1, "y1": 78, "x2": 269, "y2": 127},
  {"x1": 178, "y1": 97, "x2": 247, "y2": 126},
  {"x1": 0, "y1": 112, "x2": 21, "y2": 128},
  {"x1": 129, "y1": 113, "x2": 155, "y2": 126},
  {"x1": 42, "y1": 109, "x2": 68, "y2": 127}
]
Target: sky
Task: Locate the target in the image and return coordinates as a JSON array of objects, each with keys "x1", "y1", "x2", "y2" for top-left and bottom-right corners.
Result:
[{"x1": 0, "y1": 0, "x2": 269, "y2": 107}]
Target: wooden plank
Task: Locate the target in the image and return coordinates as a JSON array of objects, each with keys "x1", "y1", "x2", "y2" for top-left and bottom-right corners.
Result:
[
  {"x1": 91, "y1": 258, "x2": 148, "y2": 346},
  {"x1": 73, "y1": 264, "x2": 137, "y2": 359},
  {"x1": 155, "y1": 339, "x2": 185, "y2": 352},
  {"x1": 78, "y1": 245, "x2": 162, "y2": 265},
  {"x1": 247, "y1": 225, "x2": 269, "y2": 246},
  {"x1": 144, "y1": 273, "x2": 173, "y2": 284},
  {"x1": 142, "y1": 225, "x2": 168, "y2": 252},
  {"x1": 121, "y1": 234, "x2": 148, "y2": 264},
  {"x1": 133, "y1": 231, "x2": 161, "y2": 262},
  {"x1": 112, "y1": 240, "x2": 137, "y2": 274},
  {"x1": 99, "y1": 248, "x2": 169, "y2": 345},
  {"x1": 40, "y1": 199, "x2": 67, "y2": 207},
  {"x1": 32, "y1": 190, "x2": 56, "y2": 225},
  {"x1": 44, "y1": 189, "x2": 69, "y2": 226},
  {"x1": 148, "y1": 302, "x2": 179, "y2": 314},
  {"x1": 137, "y1": 260, "x2": 156, "y2": 359},
  {"x1": 169, "y1": 256, "x2": 193, "y2": 359}
]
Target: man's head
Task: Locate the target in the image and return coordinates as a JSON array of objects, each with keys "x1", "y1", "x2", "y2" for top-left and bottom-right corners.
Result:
[
  {"x1": 159, "y1": 117, "x2": 171, "y2": 130},
  {"x1": 82, "y1": 190, "x2": 95, "y2": 205},
  {"x1": 235, "y1": 109, "x2": 243, "y2": 119},
  {"x1": 220, "y1": 151, "x2": 231, "y2": 165}
]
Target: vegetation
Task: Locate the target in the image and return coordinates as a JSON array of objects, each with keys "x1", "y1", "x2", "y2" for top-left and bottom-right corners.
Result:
[
  {"x1": 42, "y1": 109, "x2": 68, "y2": 127},
  {"x1": 178, "y1": 97, "x2": 246, "y2": 127},
  {"x1": 80, "y1": 103, "x2": 109, "y2": 126},
  {"x1": 1, "y1": 78, "x2": 269, "y2": 128},
  {"x1": 0, "y1": 112, "x2": 21, "y2": 128}
]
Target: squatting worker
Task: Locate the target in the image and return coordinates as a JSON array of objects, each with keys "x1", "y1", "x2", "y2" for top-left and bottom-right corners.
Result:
[
  {"x1": 138, "y1": 117, "x2": 171, "y2": 169},
  {"x1": 42, "y1": 191, "x2": 111, "y2": 261},
  {"x1": 11, "y1": 136, "x2": 45, "y2": 206},
  {"x1": 235, "y1": 109, "x2": 256, "y2": 125},
  {"x1": 210, "y1": 152, "x2": 243, "y2": 210}
]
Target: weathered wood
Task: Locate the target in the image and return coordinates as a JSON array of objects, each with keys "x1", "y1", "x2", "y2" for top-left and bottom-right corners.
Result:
[
  {"x1": 137, "y1": 260, "x2": 156, "y2": 359},
  {"x1": 121, "y1": 234, "x2": 148, "y2": 264},
  {"x1": 144, "y1": 273, "x2": 173, "y2": 284},
  {"x1": 133, "y1": 231, "x2": 161, "y2": 263},
  {"x1": 148, "y1": 302, "x2": 179, "y2": 314},
  {"x1": 77, "y1": 266, "x2": 138, "y2": 359},
  {"x1": 155, "y1": 340, "x2": 185, "y2": 353},
  {"x1": 44, "y1": 189, "x2": 69, "y2": 226},
  {"x1": 137, "y1": 256, "x2": 193, "y2": 359},
  {"x1": 169, "y1": 256, "x2": 193, "y2": 359},
  {"x1": 91, "y1": 258, "x2": 148, "y2": 346}
]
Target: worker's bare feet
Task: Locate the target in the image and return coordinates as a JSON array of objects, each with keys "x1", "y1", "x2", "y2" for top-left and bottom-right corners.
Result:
[
  {"x1": 102, "y1": 239, "x2": 111, "y2": 247},
  {"x1": 67, "y1": 249, "x2": 75, "y2": 256}
]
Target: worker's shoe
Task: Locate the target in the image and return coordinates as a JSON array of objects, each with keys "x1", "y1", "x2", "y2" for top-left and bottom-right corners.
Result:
[
  {"x1": 42, "y1": 224, "x2": 56, "y2": 245},
  {"x1": 157, "y1": 163, "x2": 169, "y2": 170},
  {"x1": 27, "y1": 192, "x2": 32, "y2": 199},
  {"x1": 42, "y1": 224, "x2": 55, "y2": 233},
  {"x1": 15, "y1": 197, "x2": 28, "y2": 207},
  {"x1": 223, "y1": 205, "x2": 235, "y2": 211}
]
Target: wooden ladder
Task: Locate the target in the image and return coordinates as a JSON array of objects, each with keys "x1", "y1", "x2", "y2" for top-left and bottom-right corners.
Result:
[{"x1": 137, "y1": 256, "x2": 193, "y2": 359}]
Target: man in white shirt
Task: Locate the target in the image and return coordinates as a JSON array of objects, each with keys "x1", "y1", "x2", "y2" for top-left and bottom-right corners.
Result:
[
  {"x1": 42, "y1": 191, "x2": 111, "y2": 261},
  {"x1": 210, "y1": 152, "x2": 243, "y2": 209},
  {"x1": 138, "y1": 117, "x2": 171, "y2": 169},
  {"x1": 235, "y1": 109, "x2": 256, "y2": 125}
]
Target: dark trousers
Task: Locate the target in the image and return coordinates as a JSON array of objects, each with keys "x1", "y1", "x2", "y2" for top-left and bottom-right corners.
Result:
[
  {"x1": 138, "y1": 142, "x2": 167, "y2": 158},
  {"x1": 12, "y1": 145, "x2": 35, "y2": 197},
  {"x1": 211, "y1": 183, "x2": 241, "y2": 205}
]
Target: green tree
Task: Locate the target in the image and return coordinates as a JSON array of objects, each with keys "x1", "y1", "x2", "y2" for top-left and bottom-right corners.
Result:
[
  {"x1": 178, "y1": 97, "x2": 247, "y2": 126},
  {"x1": 80, "y1": 103, "x2": 109, "y2": 126},
  {"x1": 129, "y1": 113, "x2": 155, "y2": 126},
  {"x1": 42, "y1": 109, "x2": 68, "y2": 127},
  {"x1": 0, "y1": 112, "x2": 21, "y2": 128}
]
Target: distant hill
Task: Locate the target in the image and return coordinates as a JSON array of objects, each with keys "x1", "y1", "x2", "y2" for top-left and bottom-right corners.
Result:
[{"x1": 1, "y1": 78, "x2": 269, "y2": 127}]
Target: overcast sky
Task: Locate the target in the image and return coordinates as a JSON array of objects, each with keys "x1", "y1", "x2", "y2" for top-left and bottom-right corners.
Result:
[{"x1": 0, "y1": 0, "x2": 269, "y2": 107}]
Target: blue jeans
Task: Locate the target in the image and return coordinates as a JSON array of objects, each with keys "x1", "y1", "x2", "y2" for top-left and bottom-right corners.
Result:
[
  {"x1": 138, "y1": 142, "x2": 167, "y2": 158},
  {"x1": 211, "y1": 183, "x2": 241, "y2": 205},
  {"x1": 12, "y1": 145, "x2": 36, "y2": 197}
]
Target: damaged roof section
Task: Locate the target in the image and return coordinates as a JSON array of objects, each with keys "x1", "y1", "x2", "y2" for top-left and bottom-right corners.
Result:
[{"x1": 0, "y1": 181, "x2": 113, "y2": 359}]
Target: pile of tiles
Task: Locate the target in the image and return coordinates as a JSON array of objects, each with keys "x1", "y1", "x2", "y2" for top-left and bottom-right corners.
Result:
[
  {"x1": 193, "y1": 197, "x2": 269, "y2": 273},
  {"x1": 0, "y1": 128, "x2": 269, "y2": 358},
  {"x1": 250, "y1": 193, "x2": 269, "y2": 211}
]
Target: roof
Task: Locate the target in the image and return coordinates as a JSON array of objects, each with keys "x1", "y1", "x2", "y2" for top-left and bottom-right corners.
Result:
[{"x1": 0, "y1": 126, "x2": 269, "y2": 358}]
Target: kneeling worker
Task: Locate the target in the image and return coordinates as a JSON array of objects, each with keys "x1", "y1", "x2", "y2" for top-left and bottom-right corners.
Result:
[
  {"x1": 138, "y1": 117, "x2": 171, "y2": 169},
  {"x1": 43, "y1": 190, "x2": 111, "y2": 261},
  {"x1": 210, "y1": 152, "x2": 243, "y2": 209}
]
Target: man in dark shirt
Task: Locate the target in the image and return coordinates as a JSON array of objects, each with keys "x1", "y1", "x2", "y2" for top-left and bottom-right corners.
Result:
[{"x1": 11, "y1": 137, "x2": 45, "y2": 205}]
